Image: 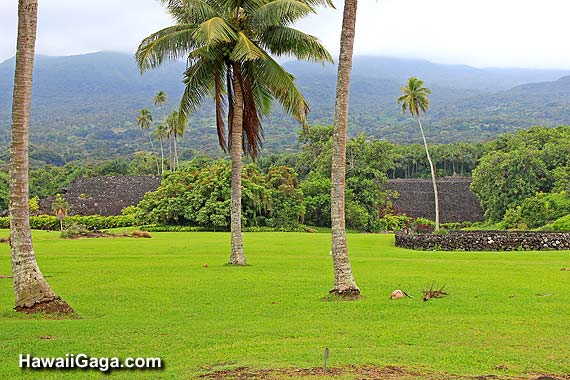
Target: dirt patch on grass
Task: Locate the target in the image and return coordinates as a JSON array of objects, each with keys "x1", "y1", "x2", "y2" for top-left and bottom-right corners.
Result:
[
  {"x1": 15, "y1": 298, "x2": 75, "y2": 316},
  {"x1": 199, "y1": 365, "x2": 570, "y2": 380}
]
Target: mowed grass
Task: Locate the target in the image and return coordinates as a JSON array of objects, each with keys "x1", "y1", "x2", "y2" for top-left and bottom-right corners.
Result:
[{"x1": 0, "y1": 230, "x2": 569, "y2": 380}]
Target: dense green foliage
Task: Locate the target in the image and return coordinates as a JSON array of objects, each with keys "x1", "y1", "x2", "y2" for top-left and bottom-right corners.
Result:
[
  {"x1": 471, "y1": 126, "x2": 570, "y2": 227},
  {"x1": 133, "y1": 160, "x2": 304, "y2": 230},
  {"x1": 1, "y1": 231, "x2": 570, "y2": 379}
]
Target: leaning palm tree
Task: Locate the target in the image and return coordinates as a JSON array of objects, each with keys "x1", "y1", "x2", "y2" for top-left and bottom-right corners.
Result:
[
  {"x1": 136, "y1": 108, "x2": 160, "y2": 175},
  {"x1": 136, "y1": 0, "x2": 332, "y2": 265},
  {"x1": 9, "y1": 0, "x2": 73, "y2": 314},
  {"x1": 398, "y1": 77, "x2": 439, "y2": 230},
  {"x1": 155, "y1": 123, "x2": 168, "y2": 175},
  {"x1": 329, "y1": 0, "x2": 360, "y2": 297}
]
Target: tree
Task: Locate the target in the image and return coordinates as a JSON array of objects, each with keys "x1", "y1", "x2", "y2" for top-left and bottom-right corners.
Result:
[
  {"x1": 329, "y1": 0, "x2": 361, "y2": 297},
  {"x1": 154, "y1": 91, "x2": 167, "y2": 110},
  {"x1": 51, "y1": 194, "x2": 69, "y2": 231},
  {"x1": 136, "y1": 0, "x2": 332, "y2": 265},
  {"x1": 136, "y1": 108, "x2": 160, "y2": 175},
  {"x1": 9, "y1": 0, "x2": 73, "y2": 314},
  {"x1": 397, "y1": 77, "x2": 440, "y2": 230},
  {"x1": 166, "y1": 110, "x2": 186, "y2": 172},
  {"x1": 155, "y1": 124, "x2": 168, "y2": 175}
]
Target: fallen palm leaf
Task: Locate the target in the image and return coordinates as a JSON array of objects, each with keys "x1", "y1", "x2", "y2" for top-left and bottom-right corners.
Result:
[{"x1": 423, "y1": 283, "x2": 448, "y2": 301}]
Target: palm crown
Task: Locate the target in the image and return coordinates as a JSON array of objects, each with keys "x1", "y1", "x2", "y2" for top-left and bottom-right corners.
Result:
[
  {"x1": 136, "y1": 0, "x2": 332, "y2": 158},
  {"x1": 397, "y1": 77, "x2": 431, "y2": 117}
]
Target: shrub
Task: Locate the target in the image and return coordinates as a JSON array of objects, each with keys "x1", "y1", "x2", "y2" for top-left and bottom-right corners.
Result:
[
  {"x1": 378, "y1": 214, "x2": 412, "y2": 232},
  {"x1": 412, "y1": 217, "x2": 435, "y2": 234},
  {"x1": 0, "y1": 215, "x2": 136, "y2": 231},
  {"x1": 541, "y1": 214, "x2": 570, "y2": 232}
]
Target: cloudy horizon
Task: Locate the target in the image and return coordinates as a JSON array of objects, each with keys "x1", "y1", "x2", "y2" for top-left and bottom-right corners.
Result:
[{"x1": 2, "y1": 0, "x2": 570, "y2": 70}]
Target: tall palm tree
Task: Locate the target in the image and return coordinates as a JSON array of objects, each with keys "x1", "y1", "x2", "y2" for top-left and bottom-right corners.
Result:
[
  {"x1": 136, "y1": 108, "x2": 160, "y2": 175},
  {"x1": 155, "y1": 123, "x2": 168, "y2": 175},
  {"x1": 398, "y1": 77, "x2": 439, "y2": 230},
  {"x1": 136, "y1": 0, "x2": 332, "y2": 265},
  {"x1": 166, "y1": 110, "x2": 186, "y2": 171},
  {"x1": 330, "y1": 0, "x2": 360, "y2": 297},
  {"x1": 10, "y1": 0, "x2": 72, "y2": 314}
]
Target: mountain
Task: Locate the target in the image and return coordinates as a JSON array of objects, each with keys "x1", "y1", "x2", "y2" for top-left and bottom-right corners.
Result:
[{"x1": 1, "y1": 52, "x2": 569, "y2": 163}]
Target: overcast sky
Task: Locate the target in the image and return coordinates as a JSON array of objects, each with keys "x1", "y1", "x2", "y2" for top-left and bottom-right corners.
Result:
[{"x1": 2, "y1": 0, "x2": 570, "y2": 69}]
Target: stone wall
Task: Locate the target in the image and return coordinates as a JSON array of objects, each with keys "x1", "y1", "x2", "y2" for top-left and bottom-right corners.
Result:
[
  {"x1": 395, "y1": 230, "x2": 570, "y2": 251},
  {"x1": 39, "y1": 176, "x2": 161, "y2": 216},
  {"x1": 385, "y1": 178, "x2": 484, "y2": 223}
]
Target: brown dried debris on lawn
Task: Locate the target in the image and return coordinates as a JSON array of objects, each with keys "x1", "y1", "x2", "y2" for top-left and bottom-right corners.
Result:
[
  {"x1": 198, "y1": 365, "x2": 569, "y2": 380},
  {"x1": 423, "y1": 283, "x2": 448, "y2": 302}
]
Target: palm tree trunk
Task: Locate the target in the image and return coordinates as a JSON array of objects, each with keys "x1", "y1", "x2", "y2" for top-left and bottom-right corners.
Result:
[
  {"x1": 10, "y1": 0, "x2": 72, "y2": 314},
  {"x1": 147, "y1": 133, "x2": 160, "y2": 175},
  {"x1": 173, "y1": 136, "x2": 177, "y2": 171},
  {"x1": 228, "y1": 64, "x2": 246, "y2": 266},
  {"x1": 168, "y1": 134, "x2": 173, "y2": 171},
  {"x1": 159, "y1": 139, "x2": 164, "y2": 176},
  {"x1": 417, "y1": 117, "x2": 440, "y2": 230},
  {"x1": 330, "y1": 0, "x2": 359, "y2": 297}
]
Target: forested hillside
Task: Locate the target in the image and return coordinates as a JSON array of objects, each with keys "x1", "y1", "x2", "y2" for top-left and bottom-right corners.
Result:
[{"x1": 1, "y1": 52, "x2": 569, "y2": 164}]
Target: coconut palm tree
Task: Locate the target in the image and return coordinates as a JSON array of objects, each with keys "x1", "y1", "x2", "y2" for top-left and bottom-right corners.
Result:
[
  {"x1": 166, "y1": 110, "x2": 186, "y2": 171},
  {"x1": 9, "y1": 0, "x2": 72, "y2": 314},
  {"x1": 155, "y1": 123, "x2": 168, "y2": 175},
  {"x1": 154, "y1": 91, "x2": 167, "y2": 110},
  {"x1": 398, "y1": 77, "x2": 439, "y2": 230},
  {"x1": 136, "y1": 0, "x2": 332, "y2": 265},
  {"x1": 329, "y1": 0, "x2": 360, "y2": 297},
  {"x1": 136, "y1": 108, "x2": 160, "y2": 175}
]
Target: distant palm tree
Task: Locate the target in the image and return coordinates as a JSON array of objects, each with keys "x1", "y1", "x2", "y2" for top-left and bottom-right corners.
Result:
[
  {"x1": 166, "y1": 110, "x2": 186, "y2": 171},
  {"x1": 398, "y1": 77, "x2": 439, "y2": 230},
  {"x1": 136, "y1": 108, "x2": 160, "y2": 175},
  {"x1": 154, "y1": 91, "x2": 167, "y2": 110},
  {"x1": 154, "y1": 123, "x2": 168, "y2": 175},
  {"x1": 10, "y1": 0, "x2": 72, "y2": 314},
  {"x1": 330, "y1": 0, "x2": 360, "y2": 298},
  {"x1": 136, "y1": 0, "x2": 331, "y2": 265},
  {"x1": 153, "y1": 91, "x2": 170, "y2": 169}
]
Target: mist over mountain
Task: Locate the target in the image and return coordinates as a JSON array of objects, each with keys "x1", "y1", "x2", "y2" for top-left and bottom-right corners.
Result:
[{"x1": 1, "y1": 51, "x2": 569, "y2": 163}]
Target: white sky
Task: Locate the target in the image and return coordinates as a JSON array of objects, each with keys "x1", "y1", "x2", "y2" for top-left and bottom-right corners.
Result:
[{"x1": 1, "y1": 0, "x2": 570, "y2": 69}]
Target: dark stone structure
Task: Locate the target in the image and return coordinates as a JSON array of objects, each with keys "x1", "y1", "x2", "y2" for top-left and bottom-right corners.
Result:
[
  {"x1": 385, "y1": 178, "x2": 484, "y2": 223},
  {"x1": 39, "y1": 176, "x2": 161, "y2": 216},
  {"x1": 395, "y1": 230, "x2": 570, "y2": 251}
]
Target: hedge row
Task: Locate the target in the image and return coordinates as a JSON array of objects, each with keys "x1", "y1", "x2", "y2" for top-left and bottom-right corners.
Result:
[{"x1": 0, "y1": 215, "x2": 136, "y2": 231}]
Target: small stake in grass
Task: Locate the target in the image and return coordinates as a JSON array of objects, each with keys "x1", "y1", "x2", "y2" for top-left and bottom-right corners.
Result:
[{"x1": 323, "y1": 347, "x2": 329, "y2": 373}]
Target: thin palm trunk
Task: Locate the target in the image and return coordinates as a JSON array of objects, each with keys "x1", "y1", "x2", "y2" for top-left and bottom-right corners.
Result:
[
  {"x1": 147, "y1": 133, "x2": 160, "y2": 175},
  {"x1": 417, "y1": 117, "x2": 440, "y2": 230},
  {"x1": 228, "y1": 65, "x2": 246, "y2": 265},
  {"x1": 168, "y1": 134, "x2": 173, "y2": 171},
  {"x1": 330, "y1": 0, "x2": 359, "y2": 297},
  {"x1": 159, "y1": 139, "x2": 165, "y2": 176},
  {"x1": 10, "y1": 0, "x2": 72, "y2": 314},
  {"x1": 172, "y1": 135, "x2": 178, "y2": 171}
]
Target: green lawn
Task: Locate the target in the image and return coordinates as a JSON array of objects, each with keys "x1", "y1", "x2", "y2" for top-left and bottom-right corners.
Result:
[{"x1": 0, "y1": 230, "x2": 569, "y2": 379}]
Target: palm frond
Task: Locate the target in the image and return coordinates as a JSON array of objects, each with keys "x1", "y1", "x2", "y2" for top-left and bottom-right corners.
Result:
[
  {"x1": 259, "y1": 26, "x2": 332, "y2": 62},
  {"x1": 162, "y1": 0, "x2": 219, "y2": 24},
  {"x1": 179, "y1": 58, "x2": 220, "y2": 120},
  {"x1": 136, "y1": 24, "x2": 199, "y2": 72},
  {"x1": 246, "y1": 53, "x2": 309, "y2": 129},
  {"x1": 250, "y1": 0, "x2": 314, "y2": 29},
  {"x1": 230, "y1": 32, "x2": 265, "y2": 61},
  {"x1": 193, "y1": 17, "x2": 237, "y2": 45}
]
